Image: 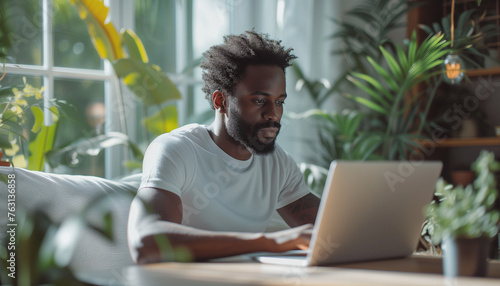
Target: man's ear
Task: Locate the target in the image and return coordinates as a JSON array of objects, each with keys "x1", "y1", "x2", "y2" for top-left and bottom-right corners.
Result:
[{"x1": 212, "y1": 91, "x2": 227, "y2": 113}]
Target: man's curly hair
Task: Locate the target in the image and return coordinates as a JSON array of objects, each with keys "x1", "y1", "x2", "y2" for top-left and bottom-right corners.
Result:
[{"x1": 200, "y1": 31, "x2": 297, "y2": 109}]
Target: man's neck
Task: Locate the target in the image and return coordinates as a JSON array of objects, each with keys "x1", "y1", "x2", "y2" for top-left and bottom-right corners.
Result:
[{"x1": 207, "y1": 122, "x2": 252, "y2": 161}]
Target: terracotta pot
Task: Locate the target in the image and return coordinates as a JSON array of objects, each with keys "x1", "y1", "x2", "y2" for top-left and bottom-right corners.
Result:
[
  {"x1": 450, "y1": 170, "x2": 475, "y2": 187},
  {"x1": 0, "y1": 152, "x2": 10, "y2": 167},
  {"x1": 442, "y1": 236, "x2": 490, "y2": 277}
]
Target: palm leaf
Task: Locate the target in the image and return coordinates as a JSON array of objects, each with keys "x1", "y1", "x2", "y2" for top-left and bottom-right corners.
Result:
[
  {"x1": 407, "y1": 31, "x2": 418, "y2": 65},
  {"x1": 366, "y1": 57, "x2": 399, "y2": 92},
  {"x1": 350, "y1": 71, "x2": 394, "y2": 100},
  {"x1": 344, "y1": 93, "x2": 388, "y2": 114},
  {"x1": 347, "y1": 75, "x2": 391, "y2": 110},
  {"x1": 380, "y1": 46, "x2": 403, "y2": 81}
]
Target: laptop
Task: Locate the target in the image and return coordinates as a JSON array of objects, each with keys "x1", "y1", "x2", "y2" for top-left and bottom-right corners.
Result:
[{"x1": 254, "y1": 160, "x2": 443, "y2": 267}]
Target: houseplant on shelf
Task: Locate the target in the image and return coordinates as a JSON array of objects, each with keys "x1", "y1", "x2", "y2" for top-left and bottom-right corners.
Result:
[
  {"x1": 345, "y1": 31, "x2": 451, "y2": 160},
  {"x1": 425, "y1": 150, "x2": 500, "y2": 277}
]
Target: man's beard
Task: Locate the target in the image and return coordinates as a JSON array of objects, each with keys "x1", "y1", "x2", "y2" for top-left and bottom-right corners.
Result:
[{"x1": 226, "y1": 107, "x2": 281, "y2": 155}]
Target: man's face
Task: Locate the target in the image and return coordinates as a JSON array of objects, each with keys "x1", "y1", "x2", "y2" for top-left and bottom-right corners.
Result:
[{"x1": 225, "y1": 65, "x2": 286, "y2": 155}]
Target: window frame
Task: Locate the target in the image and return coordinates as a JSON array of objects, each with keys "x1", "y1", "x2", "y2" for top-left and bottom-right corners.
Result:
[{"x1": 4, "y1": 0, "x2": 132, "y2": 178}]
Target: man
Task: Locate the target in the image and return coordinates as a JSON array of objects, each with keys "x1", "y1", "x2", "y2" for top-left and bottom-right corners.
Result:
[{"x1": 127, "y1": 31, "x2": 320, "y2": 264}]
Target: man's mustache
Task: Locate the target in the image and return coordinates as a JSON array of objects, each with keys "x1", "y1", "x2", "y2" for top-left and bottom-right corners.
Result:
[{"x1": 254, "y1": 121, "x2": 281, "y2": 131}]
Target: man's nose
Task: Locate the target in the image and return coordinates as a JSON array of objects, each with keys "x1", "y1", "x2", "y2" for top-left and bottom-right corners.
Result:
[{"x1": 264, "y1": 103, "x2": 280, "y2": 121}]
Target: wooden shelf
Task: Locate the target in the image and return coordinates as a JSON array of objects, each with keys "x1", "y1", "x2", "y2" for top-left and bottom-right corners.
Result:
[
  {"x1": 466, "y1": 67, "x2": 500, "y2": 77},
  {"x1": 420, "y1": 137, "x2": 500, "y2": 147}
]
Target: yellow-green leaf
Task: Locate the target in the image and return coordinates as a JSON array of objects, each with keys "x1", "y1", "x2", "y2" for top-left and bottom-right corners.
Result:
[
  {"x1": 113, "y1": 59, "x2": 181, "y2": 105},
  {"x1": 142, "y1": 105, "x2": 178, "y2": 136},
  {"x1": 30, "y1": 105, "x2": 44, "y2": 133},
  {"x1": 28, "y1": 106, "x2": 58, "y2": 171},
  {"x1": 121, "y1": 29, "x2": 149, "y2": 63},
  {"x1": 70, "y1": 0, "x2": 123, "y2": 61}
]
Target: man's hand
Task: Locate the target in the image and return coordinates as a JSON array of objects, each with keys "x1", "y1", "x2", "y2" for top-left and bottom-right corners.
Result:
[{"x1": 263, "y1": 224, "x2": 314, "y2": 252}]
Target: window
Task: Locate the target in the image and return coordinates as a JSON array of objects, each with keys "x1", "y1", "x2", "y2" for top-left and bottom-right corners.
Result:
[
  {"x1": 5, "y1": 0, "x2": 311, "y2": 177},
  {"x1": 3, "y1": 0, "x2": 231, "y2": 177},
  {"x1": 4, "y1": 0, "x2": 127, "y2": 177}
]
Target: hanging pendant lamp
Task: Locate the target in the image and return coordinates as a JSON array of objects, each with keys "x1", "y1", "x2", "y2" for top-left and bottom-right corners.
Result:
[{"x1": 443, "y1": 0, "x2": 464, "y2": 84}]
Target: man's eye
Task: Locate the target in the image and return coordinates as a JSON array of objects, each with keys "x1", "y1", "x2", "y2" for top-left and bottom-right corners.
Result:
[
  {"x1": 276, "y1": 100, "x2": 285, "y2": 106},
  {"x1": 255, "y1": 99, "x2": 266, "y2": 104}
]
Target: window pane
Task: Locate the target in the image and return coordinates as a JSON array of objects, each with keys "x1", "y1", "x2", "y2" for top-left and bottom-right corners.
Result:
[
  {"x1": 51, "y1": 79, "x2": 105, "y2": 176},
  {"x1": 0, "y1": 74, "x2": 43, "y2": 89},
  {"x1": 134, "y1": 0, "x2": 176, "y2": 73},
  {"x1": 191, "y1": 0, "x2": 229, "y2": 119},
  {"x1": 53, "y1": 2, "x2": 103, "y2": 69},
  {"x1": 193, "y1": 0, "x2": 229, "y2": 57},
  {"x1": 4, "y1": 0, "x2": 42, "y2": 66}
]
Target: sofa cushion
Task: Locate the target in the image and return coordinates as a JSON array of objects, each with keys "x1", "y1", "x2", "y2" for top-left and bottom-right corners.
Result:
[{"x1": 0, "y1": 166, "x2": 141, "y2": 272}]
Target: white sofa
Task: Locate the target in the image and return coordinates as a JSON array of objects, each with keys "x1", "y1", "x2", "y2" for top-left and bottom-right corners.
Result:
[
  {"x1": 0, "y1": 166, "x2": 290, "y2": 272},
  {"x1": 0, "y1": 166, "x2": 141, "y2": 272}
]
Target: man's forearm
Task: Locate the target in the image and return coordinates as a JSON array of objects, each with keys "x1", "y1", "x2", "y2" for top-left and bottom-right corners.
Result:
[
  {"x1": 130, "y1": 221, "x2": 311, "y2": 264},
  {"x1": 134, "y1": 223, "x2": 264, "y2": 263}
]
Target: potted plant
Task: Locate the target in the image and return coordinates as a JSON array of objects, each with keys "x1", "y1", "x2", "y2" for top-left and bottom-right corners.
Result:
[
  {"x1": 345, "y1": 31, "x2": 451, "y2": 160},
  {"x1": 425, "y1": 150, "x2": 500, "y2": 277},
  {"x1": 420, "y1": 7, "x2": 500, "y2": 70},
  {"x1": 0, "y1": 1, "x2": 60, "y2": 170}
]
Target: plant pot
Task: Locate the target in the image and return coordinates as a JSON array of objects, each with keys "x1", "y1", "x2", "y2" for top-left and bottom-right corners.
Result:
[
  {"x1": 442, "y1": 236, "x2": 490, "y2": 277},
  {"x1": 0, "y1": 152, "x2": 10, "y2": 167},
  {"x1": 453, "y1": 118, "x2": 478, "y2": 138},
  {"x1": 450, "y1": 170, "x2": 475, "y2": 187}
]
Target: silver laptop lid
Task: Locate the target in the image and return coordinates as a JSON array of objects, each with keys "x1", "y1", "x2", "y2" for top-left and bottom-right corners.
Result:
[{"x1": 307, "y1": 160, "x2": 443, "y2": 266}]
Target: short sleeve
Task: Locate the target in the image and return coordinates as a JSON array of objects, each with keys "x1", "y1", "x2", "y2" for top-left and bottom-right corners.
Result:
[
  {"x1": 275, "y1": 150, "x2": 311, "y2": 209},
  {"x1": 139, "y1": 134, "x2": 191, "y2": 196}
]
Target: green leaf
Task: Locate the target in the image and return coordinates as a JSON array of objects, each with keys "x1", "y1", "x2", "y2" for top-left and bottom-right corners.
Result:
[
  {"x1": 143, "y1": 105, "x2": 178, "y2": 136},
  {"x1": 1, "y1": 109, "x2": 18, "y2": 122},
  {"x1": 347, "y1": 75, "x2": 391, "y2": 110},
  {"x1": 380, "y1": 46, "x2": 403, "y2": 81},
  {"x1": 344, "y1": 93, "x2": 388, "y2": 114},
  {"x1": 113, "y1": 58, "x2": 181, "y2": 106},
  {"x1": 30, "y1": 105, "x2": 44, "y2": 133},
  {"x1": 0, "y1": 134, "x2": 12, "y2": 149},
  {"x1": 0, "y1": 119, "x2": 24, "y2": 138},
  {"x1": 395, "y1": 44, "x2": 409, "y2": 72},
  {"x1": 366, "y1": 57, "x2": 399, "y2": 92},
  {"x1": 350, "y1": 71, "x2": 394, "y2": 100},
  {"x1": 407, "y1": 31, "x2": 417, "y2": 65}
]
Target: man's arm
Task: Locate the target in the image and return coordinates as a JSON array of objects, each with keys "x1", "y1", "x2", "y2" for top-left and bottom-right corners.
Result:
[
  {"x1": 277, "y1": 193, "x2": 321, "y2": 227},
  {"x1": 127, "y1": 187, "x2": 313, "y2": 264}
]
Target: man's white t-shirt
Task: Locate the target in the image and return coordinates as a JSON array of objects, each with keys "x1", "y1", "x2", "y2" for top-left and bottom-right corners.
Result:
[{"x1": 140, "y1": 124, "x2": 311, "y2": 232}]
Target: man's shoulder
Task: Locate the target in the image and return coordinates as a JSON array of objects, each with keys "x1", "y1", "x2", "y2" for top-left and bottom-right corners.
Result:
[
  {"x1": 153, "y1": 124, "x2": 207, "y2": 142},
  {"x1": 148, "y1": 123, "x2": 208, "y2": 152}
]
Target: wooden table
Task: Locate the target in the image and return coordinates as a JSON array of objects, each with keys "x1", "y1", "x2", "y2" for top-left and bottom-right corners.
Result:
[{"x1": 79, "y1": 254, "x2": 500, "y2": 286}]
